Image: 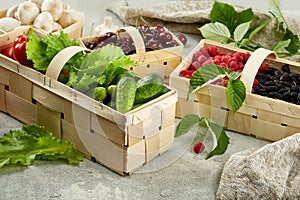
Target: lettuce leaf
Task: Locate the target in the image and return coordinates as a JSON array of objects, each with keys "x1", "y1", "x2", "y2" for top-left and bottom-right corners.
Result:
[{"x1": 0, "y1": 124, "x2": 84, "y2": 167}]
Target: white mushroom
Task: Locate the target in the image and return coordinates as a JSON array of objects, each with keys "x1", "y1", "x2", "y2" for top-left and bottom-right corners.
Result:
[
  {"x1": 58, "y1": 10, "x2": 84, "y2": 28},
  {"x1": 15, "y1": 1, "x2": 40, "y2": 25},
  {"x1": 28, "y1": 0, "x2": 44, "y2": 10},
  {"x1": 52, "y1": 21, "x2": 63, "y2": 32},
  {"x1": 41, "y1": 0, "x2": 64, "y2": 21},
  {"x1": 0, "y1": 17, "x2": 21, "y2": 32},
  {"x1": 6, "y1": 3, "x2": 19, "y2": 18},
  {"x1": 33, "y1": 12, "x2": 54, "y2": 33}
]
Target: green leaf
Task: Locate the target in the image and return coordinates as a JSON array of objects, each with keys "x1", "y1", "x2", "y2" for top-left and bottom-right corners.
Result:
[
  {"x1": 283, "y1": 29, "x2": 300, "y2": 54},
  {"x1": 199, "y1": 22, "x2": 231, "y2": 43},
  {"x1": 249, "y1": 18, "x2": 272, "y2": 40},
  {"x1": 0, "y1": 124, "x2": 83, "y2": 167},
  {"x1": 175, "y1": 114, "x2": 200, "y2": 137},
  {"x1": 227, "y1": 79, "x2": 246, "y2": 114},
  {"x1": 272, "y1": 39, "x2": 291, "y2": 52},
  {"x1": 234, "y1": 8, "x2": 255, "y2": 29},
  {"x1": 234, "y1": 21, "x2": 251, "y2": 42},
  {"x1": 206, "y1": 121, "x2": 230, "y2": 159},
  {"x1": 26, "y1": 30, "x2": 49, "y2": 71},
  {"x1": 225, "y1": 69, "x2": 241, "y2": 80},
  {"x1": 269, "y1": 0, "x2": 290, "y2": 30},
  {"x1": 210, "y1": 1, "x2": 237, "y2": 33},
  {"x1": 188, "y1": 64, "x2": 225, "y2": 99},
  {"x1": 210, "y1": 1, "x2": 254, "y2": 34}
]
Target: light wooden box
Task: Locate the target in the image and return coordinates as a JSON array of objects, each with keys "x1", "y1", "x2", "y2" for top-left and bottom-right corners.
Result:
[
  {"x1": 170, "y1": 39, "x2": 300, "y2": 142},
  {"x1": 0, "y1": 36, "x2": 177, "y2": 175}
]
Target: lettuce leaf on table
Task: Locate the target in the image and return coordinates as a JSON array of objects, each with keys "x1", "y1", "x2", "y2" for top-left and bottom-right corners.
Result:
[{"x1": 0, "y1": 124, "x2": 83, "y2": 167}]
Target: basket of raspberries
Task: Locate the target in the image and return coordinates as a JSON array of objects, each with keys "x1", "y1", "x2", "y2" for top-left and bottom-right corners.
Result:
[{"x1": 170, "y1": 39, "x2": 300, "y2": 142}]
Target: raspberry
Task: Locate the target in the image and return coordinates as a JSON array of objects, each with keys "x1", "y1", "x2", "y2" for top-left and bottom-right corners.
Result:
[
  {"x1": 192, "y1": 51, "x2": 202, "y2": 62},
  {"x1": 197, "y1": 55, "x2": 207, "y2": 65},
  {"x1": 199, "y1": 47, "x2": 209, "y2": 57},
  {"x1": 219, "y1": 62, "x2": 227, "y2": 68},
  {"x1": 253, "y1": 78, "x2": 259, "y2": 87},
  {"x1": 193, "y1": 142, "x2": 205, "y2": 154},
  {"x1": 180, "y1": 69, "x2": 191, "y2": 77},
  {"x1": 243, "y1": 52, "x2": 251, "y2": 63},
  {"x1": 189, "y1": 61, "x2": 202, "y2": 70},
  {"x1": 229, "y1": 60, "x2": 238, "y2": 70},
  {"x1": 233, "y1": 52, "x2": 244, "y2": 62},
  {"x1": 222, "y1": 79, "x2": 228, "y2": 87},
  {"x1": 207, "y1": 46, "x2": 218, "y2": 57},
  {"x1": 184, "y1": 74, "x2": 191, "y2": 79},
  {"x1": 202, "y1": 57, "x2": 213, "y2": 66},
  {"x1": 221, "y1": 55, "x2": 232, "y2": 64},
  {"x1": 259, "y1": 64, "x2": 269, "y2": 73},
  {"x1": 213, "y1": 57, "x2": 221, "y2": 65}
]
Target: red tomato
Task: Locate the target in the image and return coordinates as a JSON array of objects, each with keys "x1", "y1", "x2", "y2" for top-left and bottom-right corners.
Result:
[
  {"x1": 2, "y1": 45, "x2": 14, "y2": 60},
  {"x1": 12, "y1": 35, "x2": 33, "y2": 67}
]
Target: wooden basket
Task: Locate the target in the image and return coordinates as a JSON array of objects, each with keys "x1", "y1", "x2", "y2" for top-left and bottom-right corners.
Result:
[
  {"x1": 80, "y1": 26, "x2": 183, "y2": 76},
  {"x1": 170, "y1": 39, "x2": 300, "y2": 142},
  {"x1": 0, "y1": 9, "x2": 84, "y2": 39},
  {"x1": 0, "y1": 45, "x2": 177, "y2": 175}
]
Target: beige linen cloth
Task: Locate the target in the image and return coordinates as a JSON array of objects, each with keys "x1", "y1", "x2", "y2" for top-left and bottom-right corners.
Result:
[{"x1": 107, "y1": 0, "x2": 300, "y2": 61}]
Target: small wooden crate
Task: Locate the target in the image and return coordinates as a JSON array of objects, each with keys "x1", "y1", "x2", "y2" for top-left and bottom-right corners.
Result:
[
  {"x1": 80, "y1": 26, "x2": 183, "y2": 76},
  {"x1": 170, "y1": 39, "x2": 300, "y2": 142},
  {"x1": 0, "y1": 41, "x2": 177, "y2": 174},
  {"x1": 0, "y1": 9, "x2": 84, "y2": 39}
]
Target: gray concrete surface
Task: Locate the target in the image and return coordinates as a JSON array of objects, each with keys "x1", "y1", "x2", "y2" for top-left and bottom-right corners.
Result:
[{"x1": 0, "y1": 0, "x2": 288, "y2": 199}]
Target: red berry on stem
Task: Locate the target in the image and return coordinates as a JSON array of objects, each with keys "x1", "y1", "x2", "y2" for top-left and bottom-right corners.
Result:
[{"x1": 193, "y1": 142, "x2": 205, "y2": 154}]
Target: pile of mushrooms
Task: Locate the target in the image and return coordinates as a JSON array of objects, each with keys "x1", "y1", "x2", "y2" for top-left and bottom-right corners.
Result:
[{"x1": 0, "y1": 0, "x2": 84, "y2": 34}]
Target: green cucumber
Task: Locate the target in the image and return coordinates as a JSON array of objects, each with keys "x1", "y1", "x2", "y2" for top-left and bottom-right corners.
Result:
[
  {"x1": 116, "y1": 77, "x2": 137, "y2": 113},
  {"x1": 137, "y1": 72, "x2": 164, "y2": 87},
  {"x1": 134, "y1": 83, "x2": 167, "y2": 104}
]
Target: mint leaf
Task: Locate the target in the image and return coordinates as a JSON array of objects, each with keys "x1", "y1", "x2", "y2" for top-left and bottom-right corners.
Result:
[
  {"x1": 206, "y1": 121, "x2": 230, "y2": 159},
  {"x1": 199, "y1": 22, "x2": 231, "y2": 43},
  {"x1": 234, "y1": 22, "x2": 251, "y2": 42},
  {"x1": 227, "y1": 79, "x2": 246, "y2": 114},
  {"x1": 175, "y1": 114, "x2": 200, "y2": 137}
]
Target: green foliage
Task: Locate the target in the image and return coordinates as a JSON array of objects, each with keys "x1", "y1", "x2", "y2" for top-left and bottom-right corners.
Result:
[
  {"x1": 175, "y1": 116, "x2": 230, "y2": 159},
  {"x1": 0, "y1": 124, "x2": 83, "y2": 167},
  {"x1": 199, "y1": 1, "x2": 300, "y2": 57}
]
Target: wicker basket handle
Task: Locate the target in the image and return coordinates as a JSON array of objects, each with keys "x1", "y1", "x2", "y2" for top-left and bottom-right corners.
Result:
[
  {"x1": 240, "y1": 48, "x2": 277, "y2": 93},
  {"x1": 45, "y1": 46, "x2": 90, "y2": 80},
  {"x1": 120, "y1": 26, "x2": 146, "y2": 54}
]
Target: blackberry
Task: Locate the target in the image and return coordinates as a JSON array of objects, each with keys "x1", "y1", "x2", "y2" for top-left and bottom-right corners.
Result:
[
  {"x1": 278, "y1": 88, "x2": 288, "y2": 94},
  {"x1": 274, "y1": 70, "x2": 282, "y2": 79},
  {"x1": 281, "y1": 64, "x2": 290, "y2": 73},
  {"x1": 280, "y1": 72, "x2": 291, "y2": 82},
  {"x1": 265, "y1": 85, "x2": 278, "y2": 92},
  {"x1": 265, "y1": 67, "x2": 275, "y2": 76},
  {"x1": 291, "y1": 85, "x2": 299, "y2": 93},
  {"x1": 264, "y1": 81, "x2": 274, "y2": 86}
]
